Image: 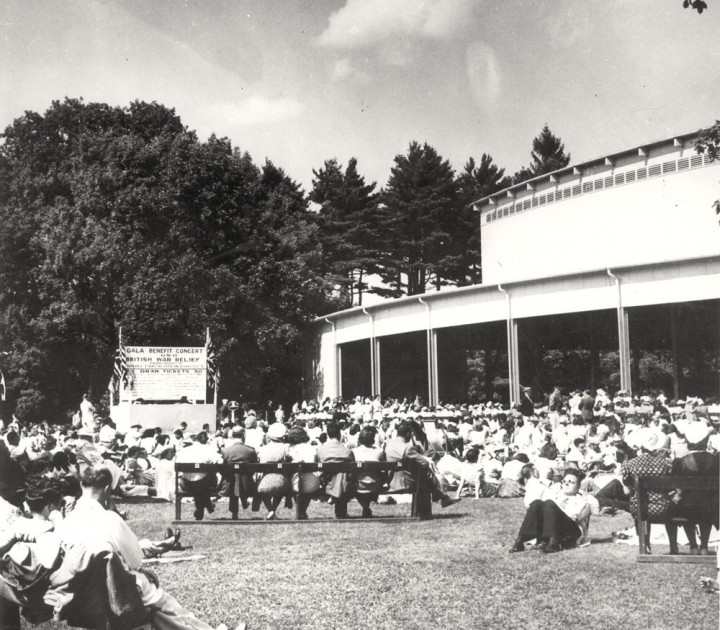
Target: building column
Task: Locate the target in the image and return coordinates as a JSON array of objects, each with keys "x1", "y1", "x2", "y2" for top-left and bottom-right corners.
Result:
[
  {"x1": 431, "y1": 330, "x2": 439, "y2": 406},
  {"x1": 419, "y1": 297, "x2": 437, "y2": 407},
  {"x1": 510, "y1": 319, "x2": 520, "y2": 404},
  {"x1": 499, "y1": 285, "x2": 520, "y2": 405},
  {"x1": 336, "y1": 344, "x2": 342, "y2": 400},
  {"x1": 373, "y1": 337, "x2": 381, "y2": 399},
  {"x1": 363, "y1": 308, "x2": 377, "y2": 398},
  {"x1": 608, "y1": 269, "x2": 632, "y2": 394},
  {"x1": 669, "y1": 305, "x2": 681, "y2": 400}
]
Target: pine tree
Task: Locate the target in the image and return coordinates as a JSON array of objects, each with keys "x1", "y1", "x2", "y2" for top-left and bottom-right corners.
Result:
[
  {"x1": 513, "y1": 124, "x2": 570, "y2": 184},
  {"x1": 309, "y1": 158, "x2": 380, "y2": 306},
  {"x1": 379, "y1": 142, "x2": 461, "y2": 295},
  {"x1": 455, "y1": 153, "x2": 509, "y2": 285}
]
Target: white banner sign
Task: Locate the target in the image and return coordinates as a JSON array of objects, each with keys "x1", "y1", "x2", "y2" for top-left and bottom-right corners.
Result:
[{"x1": 125, "y1": 346, "x2": 207, "y2": 401}]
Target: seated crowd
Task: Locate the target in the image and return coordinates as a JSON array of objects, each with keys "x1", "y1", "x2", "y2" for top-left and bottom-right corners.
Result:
[{"x1": 1, "y1": 387, "x2": 718, "y2": 546}]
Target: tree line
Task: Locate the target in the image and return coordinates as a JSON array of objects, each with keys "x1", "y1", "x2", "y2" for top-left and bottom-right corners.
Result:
[{"x1": 0, "y1": 98, "x2": 568, "y2": 420}]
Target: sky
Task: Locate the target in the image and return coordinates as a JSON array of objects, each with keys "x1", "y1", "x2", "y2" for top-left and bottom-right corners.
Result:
[{"x1": 2, "y1": 0, "x2": 720, "y2": 194}]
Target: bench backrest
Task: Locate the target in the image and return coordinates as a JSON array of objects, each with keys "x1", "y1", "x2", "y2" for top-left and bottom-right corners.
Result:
[
  {"x1": 633, "y1": 475, "x2": 719, "y2": 492},
  {"x1": 174, "y1": 461, "x2": 414, "y2": 474}
]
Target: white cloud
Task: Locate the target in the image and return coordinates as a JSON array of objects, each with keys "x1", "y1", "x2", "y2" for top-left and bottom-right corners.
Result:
[
  {"x1": 466, "y1": 41, "x2": 501, "y2": 109},
  {"x1": 316, "y1": 0, "x2": 476, "y2": 50},
  {"x1": 210, "y1": 96, "x2": 303, "y2": 126}
]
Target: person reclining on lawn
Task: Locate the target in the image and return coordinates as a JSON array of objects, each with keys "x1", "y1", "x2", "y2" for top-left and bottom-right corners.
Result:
[
  {"x1": 510, "y1": 468, "x2": 593, "y2": 554},
  {"x1": 56, "y1": 466, "x2": 242, "y2": 630}
]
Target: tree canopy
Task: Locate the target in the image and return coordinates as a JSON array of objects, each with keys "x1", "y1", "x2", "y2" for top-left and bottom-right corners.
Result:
[
  {"x1": 0, "y1": 98, "x2": 336, "y2": 420},
  {"x1": 513, "y1": 124, "x2": 570, "y2": 184},
  {"x1": 309, "y1": 157, "x2": 380, "y2": 307},
  {"x1": 0, "y1": 98, "x2": 579, "y2": 420}
]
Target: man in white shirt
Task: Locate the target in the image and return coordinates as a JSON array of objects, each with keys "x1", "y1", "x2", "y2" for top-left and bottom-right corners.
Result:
[
  {"x1": 57, "y1": 466, "x2": 240, "y2": 630},
  {"x1": 80, "y1": 394, "x2": 97, "y2": 432},
  {"x1": 175, "y1": 432, "x2": 222, "y2": 520}
]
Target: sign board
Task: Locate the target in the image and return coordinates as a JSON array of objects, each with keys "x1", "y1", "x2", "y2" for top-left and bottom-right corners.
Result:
[
  {"x1": 228, "y1": 401, "x2": 239, "y2": 410},
  {"x1": 125, "y1": 346, "x2": 206, "y2": 401}
]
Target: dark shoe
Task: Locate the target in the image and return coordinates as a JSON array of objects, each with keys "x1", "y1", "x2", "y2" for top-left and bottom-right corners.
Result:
[
  {"x1": 241, "y1": 499, "x2": 249, "y2": 510},
  {"x1": 440, "y1": 496, "x2": 461, "y2": 508},
  {"x1": 510, "y1": 538, "x2": 525, "y2": 553},
  {"x1": 194, "y1": 510, "x2": 204, "y2": 521},
  {"x1": 207, "y1": 502, "x2": 215, "y2": 514},
  {"x1": 543, "y1": 537, "x2": 561, "y2": 554},
  {"x1": 543, "y1": 543, "x2": 561, "y2": 554}
]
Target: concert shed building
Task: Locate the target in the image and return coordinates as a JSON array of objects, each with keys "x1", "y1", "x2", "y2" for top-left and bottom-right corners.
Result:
[{"x1": 304, "y1": 131, "x2": 720, "y2": 405}]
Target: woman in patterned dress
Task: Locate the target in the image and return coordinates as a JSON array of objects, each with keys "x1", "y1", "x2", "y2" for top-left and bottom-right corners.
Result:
[{"x1": 621, "y1": 428, "x2": 671, "y2": 553}]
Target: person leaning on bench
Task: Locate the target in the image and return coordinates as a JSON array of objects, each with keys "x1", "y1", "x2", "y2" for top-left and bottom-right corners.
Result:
[{"x1": 384, "y1": 420, "x2": 460, "y2": 519}]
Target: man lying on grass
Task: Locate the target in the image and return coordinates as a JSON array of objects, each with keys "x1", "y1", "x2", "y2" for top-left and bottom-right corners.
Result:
[{"x1": 510, "y1": 468, "x2": 593, "y2": 554}]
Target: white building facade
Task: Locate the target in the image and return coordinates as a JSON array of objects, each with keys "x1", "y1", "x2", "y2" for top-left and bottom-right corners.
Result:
[{"x1": 305, "y1": 132, "x2": 720, "y2": 405}]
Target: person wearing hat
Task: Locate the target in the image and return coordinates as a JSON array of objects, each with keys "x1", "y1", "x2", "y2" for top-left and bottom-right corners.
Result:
[
  {"x1": 175, "y1": 432, "x2": 222, "y2": 521},
  {"x1": 255, "y1": 422, "x2": 290, "y2": 520},
  {"x1": 667, "y1": 422, "x2": 718, "y2": 554},
  {"x1": 620, "y1": 428, "x2": 672, "y2": 553},
  {"x1": 243, "y1": 414, "x2": 265, "y2": 451},
  {"x1": 221, "y1": 427, "x2": 258, "y2": 520}
]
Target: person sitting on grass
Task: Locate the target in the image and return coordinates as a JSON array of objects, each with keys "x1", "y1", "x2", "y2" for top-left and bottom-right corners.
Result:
[
  {"x1": 510, "y1": 468, "x2": 593, "y2": 554},
  {"x1": 56, "y1": 466, "x2": 242, "y2": 630},
  {"x1": 454, "y1": 447, "x2": 483, "y2": 499}
]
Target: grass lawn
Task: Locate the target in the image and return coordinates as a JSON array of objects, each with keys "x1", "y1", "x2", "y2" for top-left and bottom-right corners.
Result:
[{"x1": 24, "y1": 498, "x2": 719, "y2": 630}]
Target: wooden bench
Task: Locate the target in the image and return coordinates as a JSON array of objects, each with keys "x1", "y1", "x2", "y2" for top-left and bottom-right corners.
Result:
[
  {"x1": 174, "y1": 461, "x2": 423, "y2": 523},
  {"x1": 634, "y1": 474, "x2": 719, "y2": 564}
]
